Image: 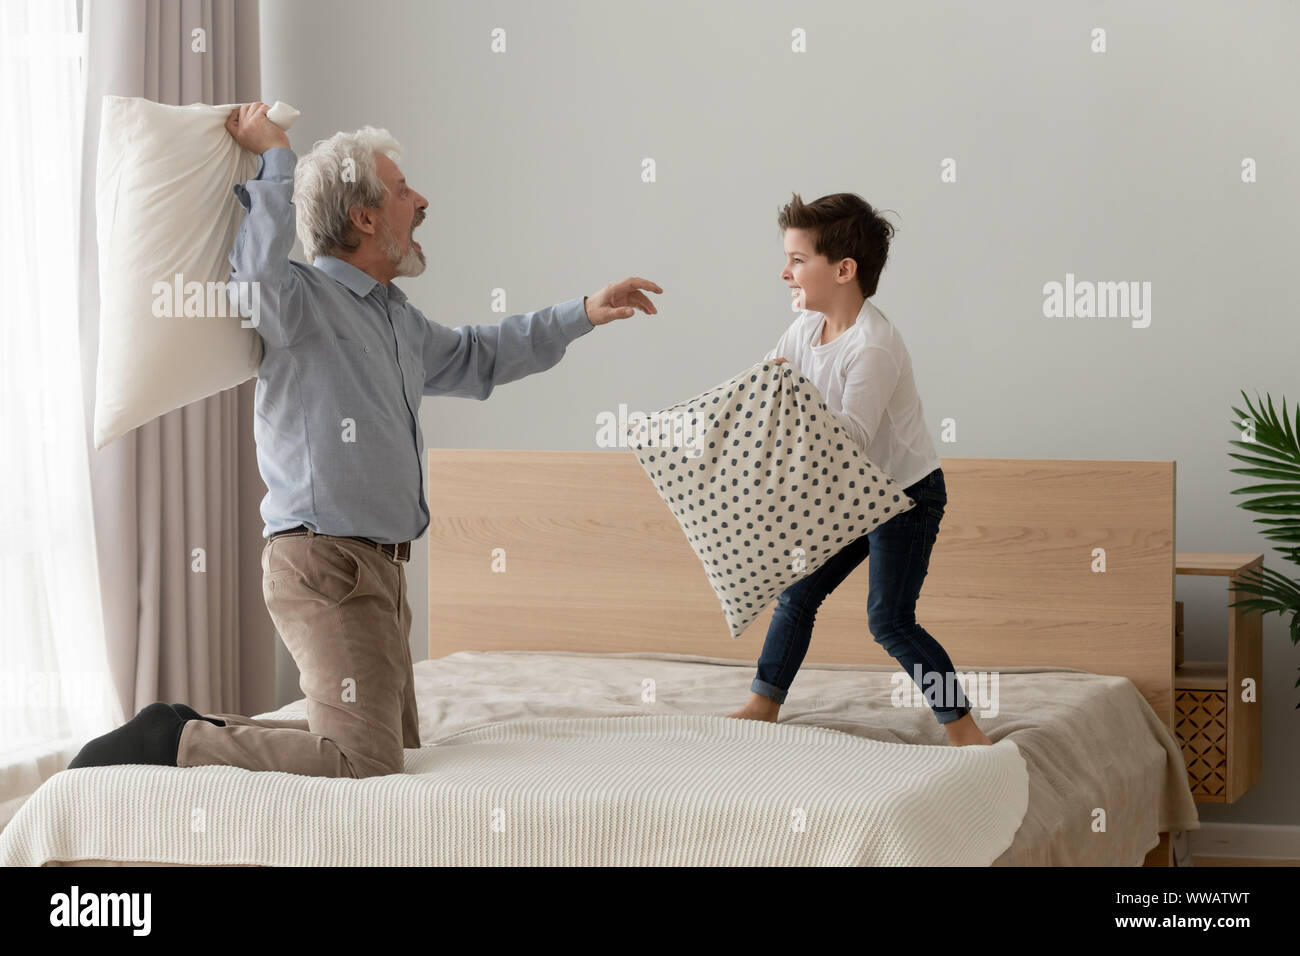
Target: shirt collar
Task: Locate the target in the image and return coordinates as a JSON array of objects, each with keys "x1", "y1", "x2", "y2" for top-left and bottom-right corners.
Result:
[{"x1": 313, "y1": 255, "x2": 408, "y2": 304}]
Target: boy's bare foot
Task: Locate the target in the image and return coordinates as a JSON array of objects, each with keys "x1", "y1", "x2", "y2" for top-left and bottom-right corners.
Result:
[
  {"x1": 943, "y1": 713, "x2": 993, "y2": 746},
  {"x1": 726, "y1": 692, "x2": 781, "y2": 723}
]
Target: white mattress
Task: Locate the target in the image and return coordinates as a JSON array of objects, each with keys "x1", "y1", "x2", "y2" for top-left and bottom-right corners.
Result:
[{"x1": 0, "y1": 650, "x2": 1198, "y2": 866}]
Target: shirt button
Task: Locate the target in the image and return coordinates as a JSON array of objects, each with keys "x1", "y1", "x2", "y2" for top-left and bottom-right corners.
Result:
[{"x1": 364, "y1": 345, "x2": 370, "y2": 352}]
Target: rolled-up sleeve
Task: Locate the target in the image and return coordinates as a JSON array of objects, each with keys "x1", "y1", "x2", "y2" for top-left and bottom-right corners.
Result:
[
  {"x1": 834, "y1": 345, "x2": 899, "y2": 453},
  {"x1": 420, "y1": 296, "x2": 595, "y2": 399},
  {"x1": 229, "y1": 147, "x2": 300, "y2": 347}
]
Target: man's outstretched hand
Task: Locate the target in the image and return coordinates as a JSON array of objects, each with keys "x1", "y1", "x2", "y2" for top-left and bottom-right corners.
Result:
[
  {"x1": 226, "y1": 102, "x2": 290, "y2": 155},
  {"x1": 584, "y1": 277, "x2": 662, "y2": 326}
]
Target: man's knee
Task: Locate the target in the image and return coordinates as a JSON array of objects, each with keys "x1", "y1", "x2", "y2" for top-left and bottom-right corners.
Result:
[{"x1": 347, "y1": 745, "x2": 404, "y2": 779}]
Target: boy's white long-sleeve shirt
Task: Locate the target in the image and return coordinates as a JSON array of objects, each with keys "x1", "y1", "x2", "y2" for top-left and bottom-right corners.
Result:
[{"x1": 765, "y1": 299, "x2": 941, "y2": 490}]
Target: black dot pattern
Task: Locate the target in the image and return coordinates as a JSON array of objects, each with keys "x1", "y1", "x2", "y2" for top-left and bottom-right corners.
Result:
[{"x1": 627, "y1": 360, "x2": 917, "y2": 639}]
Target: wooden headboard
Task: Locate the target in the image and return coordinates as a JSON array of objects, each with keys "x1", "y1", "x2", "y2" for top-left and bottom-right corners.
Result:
[{"x1": 427, "y1": 451, "x2": 1176, "y2": 727}]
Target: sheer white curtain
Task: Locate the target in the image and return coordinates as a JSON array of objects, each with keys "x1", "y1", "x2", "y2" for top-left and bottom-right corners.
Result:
[{"x1": 0, "y1": 0, "x2": 122, "y2": 828}]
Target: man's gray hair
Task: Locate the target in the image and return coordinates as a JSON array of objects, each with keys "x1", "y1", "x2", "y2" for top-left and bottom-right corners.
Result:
[{"x1": 293, "y1": 126, "x2": 404, "y2": 261}]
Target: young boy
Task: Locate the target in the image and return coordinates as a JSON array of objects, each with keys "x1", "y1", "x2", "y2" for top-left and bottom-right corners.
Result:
[{"x1": 726, "y1": 192, "x2": 992, "y2": 747}]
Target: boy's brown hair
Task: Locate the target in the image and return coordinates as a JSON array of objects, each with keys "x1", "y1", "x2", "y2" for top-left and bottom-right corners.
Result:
[{"x1": 777, "y1": 193, "x2": 897, "y2": 298}]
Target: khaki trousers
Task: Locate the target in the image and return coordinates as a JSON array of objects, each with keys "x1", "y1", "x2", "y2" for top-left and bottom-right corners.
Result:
[{"x1": 177, "y1": 530, "x2": 419, "y2": 777}]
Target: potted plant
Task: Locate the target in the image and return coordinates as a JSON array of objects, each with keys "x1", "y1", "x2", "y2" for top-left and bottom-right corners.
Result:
[{"x1": 1227, "y1": 390, "x2": 1300, "y2": 707}]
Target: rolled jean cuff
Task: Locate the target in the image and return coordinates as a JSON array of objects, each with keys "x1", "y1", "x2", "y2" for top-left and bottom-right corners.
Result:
[
  {"x1": 933, "y1": 703, "x2": 971, "y2": 725},
  {"x1": 750, "y1": 678, "x2": 788, "y2": 705}
]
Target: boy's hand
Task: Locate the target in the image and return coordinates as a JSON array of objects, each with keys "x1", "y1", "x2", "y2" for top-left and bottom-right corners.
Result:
[
  {"x1": 226, "y1": 102, "x2": 290, "y2": 154},
  {"x1": 584, "y1": 277, "x2": 662, "y2": 326},
  {"x1": 773, "y1": 358, "x2": 788, "y2": 364}
]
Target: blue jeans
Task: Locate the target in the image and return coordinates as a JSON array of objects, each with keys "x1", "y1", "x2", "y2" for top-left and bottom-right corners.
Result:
[{"x1": 750, "y1": 467, "x2": 972, "y2": 725}]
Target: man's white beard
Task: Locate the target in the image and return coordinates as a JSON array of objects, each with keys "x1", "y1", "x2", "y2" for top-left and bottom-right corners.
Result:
[{"x1": 381, "y1": 219, "x2": 426, "y2": 278}]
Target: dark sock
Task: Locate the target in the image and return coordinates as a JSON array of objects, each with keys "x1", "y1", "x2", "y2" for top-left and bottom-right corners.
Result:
[
  {"x1": 67, "y1": 702, "x2": 186, "y2": 769},
  {"x1": 169, "y1": 703, "x2": 226, "y2": 727}
]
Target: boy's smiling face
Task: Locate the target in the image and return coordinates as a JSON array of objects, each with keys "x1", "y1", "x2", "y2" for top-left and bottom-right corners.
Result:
[
  {"x1": 781, "y1": 226, "x2": 857, "y2": 313},
  {"x1": 782, "y1": 227, "x2": 830, "y2": 312}
]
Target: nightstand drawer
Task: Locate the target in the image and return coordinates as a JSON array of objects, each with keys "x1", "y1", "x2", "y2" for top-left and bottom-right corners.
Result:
[
  {"x1": 1174, "y1": 552, "x2": 1264, "y2": 805},
  {"x1": 1174, "y1": 688, "x2": 1228, "y2": 802}
]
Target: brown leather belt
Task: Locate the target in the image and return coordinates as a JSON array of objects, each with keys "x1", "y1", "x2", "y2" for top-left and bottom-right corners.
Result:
[{"x1": 269, "y1": 525, "x2": 411, "y2": 563}]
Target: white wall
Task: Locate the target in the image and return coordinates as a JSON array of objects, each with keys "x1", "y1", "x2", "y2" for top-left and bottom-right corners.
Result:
[{"x1": 260, "y1": 0, "x2": 1300, "y2": 828}]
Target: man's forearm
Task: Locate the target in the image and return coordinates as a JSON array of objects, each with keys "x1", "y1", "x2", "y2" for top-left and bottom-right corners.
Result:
[
  {"x1": 422, "y1": 297, "x2": 593, "y2": 399},
  {"x1": 230, "y1": 148, "x2": 298, "y2": 288}
]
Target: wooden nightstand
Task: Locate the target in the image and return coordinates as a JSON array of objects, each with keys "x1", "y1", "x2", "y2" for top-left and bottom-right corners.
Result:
[{"x1": 1174, "y1": 553, "x2": 1264, "y2": 804}]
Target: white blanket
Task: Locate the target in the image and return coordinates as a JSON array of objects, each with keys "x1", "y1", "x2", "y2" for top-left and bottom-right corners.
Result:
[
  {"x1": 3, "y1": 649, "x2": 1202, "y2": 866},
  {"x1": 0, "y1": 712, "x2": 1025, "y2": 866}
]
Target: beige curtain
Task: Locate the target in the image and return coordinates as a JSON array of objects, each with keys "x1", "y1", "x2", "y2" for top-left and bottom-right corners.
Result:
[{"x1": 77, "y1": 0, "x2": 279, "y2": 719}]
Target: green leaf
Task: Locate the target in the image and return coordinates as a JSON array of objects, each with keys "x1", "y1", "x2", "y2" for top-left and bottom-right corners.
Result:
[
  {"x1": 1227, "y1": 450, "x2": 1289, "y2": 468},
  {"x1": 1226, "y1": 467, "x2": 1299, "y2": 481},
  {"x1": 1229, "y1": 481, "x2": 1300, "y2": 493},
  {"x1": 1283, "y1": 396, "x2": 1298, "y2": 452},
  {"x1": 1228, "y1": 391, "x2": 1300, "y2": 710}
]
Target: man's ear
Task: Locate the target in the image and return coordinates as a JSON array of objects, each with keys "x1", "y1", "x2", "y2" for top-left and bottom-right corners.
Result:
[{"x1": 348, "y1": 204, "x2": 379, "y2": 240}]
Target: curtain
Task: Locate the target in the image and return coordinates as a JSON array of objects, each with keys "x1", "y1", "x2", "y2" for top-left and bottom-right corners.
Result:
[
  {"x1": 78, "y1": 0, "x2": 278, "y2": 739},
  {"x1": 0, "y1": 0, "x2": 279, "y2": 829},
  {"x1": 0, "y1": 0, "x2": 121, "y2": 828}
]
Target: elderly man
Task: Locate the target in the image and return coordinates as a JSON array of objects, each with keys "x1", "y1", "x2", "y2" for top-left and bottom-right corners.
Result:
[{"x1": 69, "y1": 102, "x2": 662, "y2": 777}]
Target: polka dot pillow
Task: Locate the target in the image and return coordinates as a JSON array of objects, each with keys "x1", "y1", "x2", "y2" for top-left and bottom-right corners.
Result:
[{"x1": 626, "y1": 360, "x2": 917, "y2": 639}]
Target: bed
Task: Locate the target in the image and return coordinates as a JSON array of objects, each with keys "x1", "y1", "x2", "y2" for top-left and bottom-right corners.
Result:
[{"x1": 1, "y1": 451, "x2": 1198, "y2": 866}]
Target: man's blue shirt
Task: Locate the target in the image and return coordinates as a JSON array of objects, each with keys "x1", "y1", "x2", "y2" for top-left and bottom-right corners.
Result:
[{"x1": 230, "y1": 147, "x2": 595, "y2": 543}]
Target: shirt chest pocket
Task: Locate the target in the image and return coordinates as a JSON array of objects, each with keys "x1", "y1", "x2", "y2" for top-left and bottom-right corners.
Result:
[{"x1": 329, "y1": 332, "x2": 386, "y2": 427}]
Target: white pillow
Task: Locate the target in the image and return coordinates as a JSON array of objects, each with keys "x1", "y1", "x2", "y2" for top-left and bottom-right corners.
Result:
[
  {"x1": 92, "y1": 96, "x2": 300, "y2": 449},
  {"x1": 627, "y1": 360, "x2": 917, "y2": 639}
]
